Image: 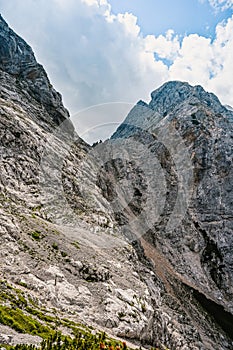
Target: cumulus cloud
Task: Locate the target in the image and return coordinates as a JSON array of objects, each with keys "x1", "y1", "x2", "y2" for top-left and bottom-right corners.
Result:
[
  {"x1": 207, "y1": 16, "x2": 233, "y2": 103},
  {"x1": 145, "y1": 30, "x2": 180, "y2": 61},
  {"x1": 169, "y1": 34, "x2": 214, "y2": 84},
  {"x1": 0, "y1": 0, "x2": 232, "y2": 141},
  {"x1": 169, "y1": 15, "x2": 233, "y2": 106},
  {"x1": 0, "y1": 0, "x2": 168, "y2": 115}
]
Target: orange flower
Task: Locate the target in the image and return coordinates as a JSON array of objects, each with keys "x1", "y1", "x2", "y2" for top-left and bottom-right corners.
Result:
[{"x1": 122, "y1": 341, "x2": 127, "y2": 350}]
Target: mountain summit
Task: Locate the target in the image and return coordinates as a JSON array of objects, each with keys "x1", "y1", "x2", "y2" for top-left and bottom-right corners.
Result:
[
  {"x1": 0, "y1": 15, "x2": 233, "y2": 350},
  {"x1": 148, "y1": 81, "x2": 227, "y2": 114},
  {"x1": 0, "y1": 14, "x2": 70, "y2": 126}
]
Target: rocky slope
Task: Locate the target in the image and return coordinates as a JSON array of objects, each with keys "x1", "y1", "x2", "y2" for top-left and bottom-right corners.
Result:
[
  {"x1": 0, "y1": 14, "x2": 156, "y2": 349},
  {"x1": 0, "y1": 14, "x2": 233, "y2": 350},
  {"x1": 109, "y1": 81, "x2": 233, "y2": 348}
]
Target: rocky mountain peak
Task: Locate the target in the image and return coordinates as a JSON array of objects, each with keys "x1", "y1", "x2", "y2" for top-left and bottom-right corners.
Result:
[
  {"x1": 0, "y1": 14, "x2": 70, "y2": 126},
  {"x1": 146, "y1": 80, "x2": 228, "y2": 116},
  {"x1": 115, "y1": 81, "x2": 233, "y2": 139},
  {"x1": 1, "y1": 15, "x2": 233, "y2": 350},
  {"x1": 0, "y1": 14, "x2": 35, "y2": 75}
]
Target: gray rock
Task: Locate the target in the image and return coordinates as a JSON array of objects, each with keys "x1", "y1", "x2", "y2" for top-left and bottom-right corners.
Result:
[
  {"x1": 0, "y1": 14, "x2": 71, "y2": 127},
  {"x1": 110, "y1": 80, "x2": 233, "y2": 349},
  {"x1": 0, "y1": 14, "x2": 233, "y2": 350}
]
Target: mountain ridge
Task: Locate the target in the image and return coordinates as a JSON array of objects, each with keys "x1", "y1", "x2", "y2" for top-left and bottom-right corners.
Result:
[
  {"x1": 0, "y1": 15, "x2": 233, "y2": 350},
  {"x1": 0, "y1": 14, "x2": 70, "y2": 127}
]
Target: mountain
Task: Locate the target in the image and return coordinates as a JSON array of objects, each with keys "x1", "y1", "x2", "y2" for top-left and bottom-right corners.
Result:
[
  {"x1": 0, "y1": 15, "x2": 233, "y2": 350},
  {"x1": 110, "y1": 80, "x2": 233, "y2": 346},
  {"x1": 0, "y1": 14, "x2": 154, "y2": 349}
]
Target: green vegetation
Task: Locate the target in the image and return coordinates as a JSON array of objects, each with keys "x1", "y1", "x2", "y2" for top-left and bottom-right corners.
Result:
[
  {"x1": 71, "y1": 241, "x2": 80, "y2": 250},
  {"x1": 0, "y1": 282, "x2": 170, "y2": 350},
  {"x1": 51, "y1": 229, "x2": 60, "y2": 236},
  {"x1": 30, "y1": 231, "x2": 42, "y2": 241},
  {"x1": 118, "y1": 311, "x2": 126, "y2": 320},
  {"x1": 60, "y1": 251, "x2": 68, "y2": 257},
  {"x1": 18, "y1": 281, "x2": 28, "y2": 288},
  {"x1": 32, "y1": 205, "x2": 43, "y2": 212},
  {"x1": 0, "y1": 304, "x2": 53, "y2": 338},
  {"x1": 0, "y1": 281, "x2": 56, "y2": 338},
  {"x1": 52, "y1": 242, "x2": 59, "y2": 250},
  {"x1": 1, "y1": 330, "x2": 170, "y2": 349},
  {"x1": 4, "y1": 331, "x2": 148, "y2": 350},
  {"x1": 141, "y1": 303, "x2": 147, "y2": 313}
]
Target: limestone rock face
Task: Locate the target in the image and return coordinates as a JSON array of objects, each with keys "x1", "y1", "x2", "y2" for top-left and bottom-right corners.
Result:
[
  {"x1": 112, "y1": 81, "x2": 233, "y2": 298},
  {"x1": 148, "y1": 81, "x2": 229, "y2": 116},
  {"x1": 0, "y1": 15, "x2": 70, "y2": 126},
  {"x1": 0, "y1": 15, "x2": 233, "y2": 350},
  {"x1": 110, "y1": 81, "x2": 233, "y2": 348},
  {"x1": 0, "y1": 15, "x2": 156, "y2": 350}
]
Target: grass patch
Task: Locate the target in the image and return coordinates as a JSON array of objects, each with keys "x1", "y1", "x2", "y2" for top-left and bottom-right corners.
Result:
[
  {"x1": 18, "y1": 281, "x2": 28, "y2": 288},
  {"x1": 0, "y1": 304, "x2": 54, "y2": 338},
  {"x1": 30, "y1": 231, "x2": 43, "y2": 241},
  {"x1": 71, "y1": 241, "x2": 80, "y2": 250}
]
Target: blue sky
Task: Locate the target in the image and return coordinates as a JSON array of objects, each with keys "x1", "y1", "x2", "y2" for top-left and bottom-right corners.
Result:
[
  {"x1": 109, "y1": 0, "x2": 232, "y2": 38},
  {"x1": 0, "y1": 0, "x2": 232, "y2": 142}
]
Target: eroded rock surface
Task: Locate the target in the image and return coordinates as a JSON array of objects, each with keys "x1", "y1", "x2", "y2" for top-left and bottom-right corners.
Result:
[
  {"x1": 109, "y1": 81, "x2": 233, "y2": 348},
  {"x1": 0, "y1": 15, "x2": 158, "y2": 350},
  {"x1": 0, "y1": 15, "x2": 233, "y2": 350}
]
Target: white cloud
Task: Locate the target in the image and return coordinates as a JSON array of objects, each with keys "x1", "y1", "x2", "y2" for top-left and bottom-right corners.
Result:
[
  {"x1": 207, "y1": 16, "x2": 233, "y2": 103},
  {"x1": 207, "y1": 0, "x2": 233, "y2": 10},
  {"x1": 169, "y1": 35, "x2": 214, "y2": 85},
  {"x1": 168, "y1": 15, "x2": 233, "y2": 106},
  {"x1": 0, "y1": 0, "x2": 168, "y2": 116},
  {"x1": 0, "y1": 0, "x2": 232, "y2": 142},
  {"x1": 145, "y1": 30, "x2": 180, "y2": 60}
]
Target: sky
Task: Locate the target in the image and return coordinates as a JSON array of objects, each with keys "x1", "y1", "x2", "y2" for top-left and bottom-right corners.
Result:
[{"x1": 0, "y1": 0, "x2": 233, "y2": 142}]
